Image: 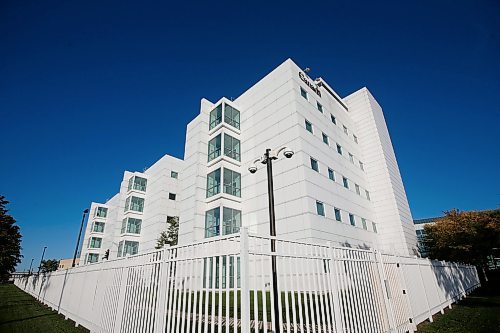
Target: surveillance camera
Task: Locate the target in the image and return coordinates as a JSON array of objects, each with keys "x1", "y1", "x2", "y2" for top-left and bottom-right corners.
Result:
[
  {"x1": 283, "y1": 149, "x2": 294, "y2": 158},
  {"x1": 248, "y1": 166, "x2": 257, "y2": 174}
]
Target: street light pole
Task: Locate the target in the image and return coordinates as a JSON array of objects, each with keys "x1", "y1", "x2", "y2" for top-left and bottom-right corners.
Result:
[
  {"x1": 72, "y1": 209, "x2": 89, "y2": 268},
  {"x1": 249, "y1": 146, "x2": 293, "y2": 333},
  {"x1": 37, "y1": 246, "x2": 47, "y2": 274},
  {"x1": 264, "y1": 149, "x2": 280, "y2": 333},
  {"x1": 28, "y1": 258, "x2": 34, "y2": 274}
]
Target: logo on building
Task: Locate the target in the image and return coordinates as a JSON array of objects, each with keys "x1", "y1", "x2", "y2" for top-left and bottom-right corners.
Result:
[{"x1": 299, "y1": 72, "x2": 322, "y2": 97}]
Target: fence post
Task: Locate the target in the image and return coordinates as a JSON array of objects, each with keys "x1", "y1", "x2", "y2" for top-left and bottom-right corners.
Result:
[
  {"x1": 374, "y1": 250, "x2": 397, "y2": 332},
  {"x1": 416, "y1": 259, "x2": 433, "y2": 323},
  {"x1": 240, "y1": 228, "x2": 251, "y2": 333},
  {"x1": 154, "y1": 249, "x2": 168, "y2": 333},
  {"x1": 113, "y1": 264, "x2": 129, "y2": 333},
  {"x1": 396, "y1": 257, "x2": 417, "y2": 332},
  {"x1": 327, "y1": 242, "x2": 344, "y2": 333}
]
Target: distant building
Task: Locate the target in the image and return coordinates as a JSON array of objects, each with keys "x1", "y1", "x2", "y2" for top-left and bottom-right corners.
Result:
[
  {"x1": 58, "y1": 258, "x2": 79, "y2": 270},
  {"x1": 413, "y1": 217, "x2": 441, "y2": 257}
]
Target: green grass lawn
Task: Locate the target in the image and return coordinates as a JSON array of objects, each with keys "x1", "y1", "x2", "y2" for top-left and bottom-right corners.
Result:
[
  {"x1": 417, "y1": 271, "x2": 500, "y2": 333},
  {"x1": 0, "y1": 284, "x2": 89, "y2": 333}
]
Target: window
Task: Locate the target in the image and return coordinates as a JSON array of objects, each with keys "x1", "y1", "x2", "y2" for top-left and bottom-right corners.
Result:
[
  {"x1": 334, "y1": 208, "x2": 342, "y2": 222},
  {"x1": 89, "y1": 237, "x2": 102, "y2": 249},
  {"x1": 95, "y1": 207, "x2": 108, "y2": 218},
  {"x1": 87, "y1": 253, "x2": 99, "y2": 263},
  {"x1": 336, "y1": 144, "x2": 343, "y2": 155},
  {"x1": 224, "y1": 134, "x2": 241, "y2": 161},
  {"x1": 223, "y1": 207, "x2": 241, "y2": 235},
  {"x1": 328, "y1": 168, "x2": 335, "y2": 181},
  {"x1": 349, "y1": 153, "x2": 354, "y2": 163},
  {"x1": 169, "y1": 193, "x2": 176, "y2": 200},
  {"x1": 208, "y1": 134, "x2": 221, "y2": 162},
  {"x1": 372, "y1": 222, "x2": 378, "y2": 233},
  {"x1": 365, "y1": 190, "x2": 371, "y2": 201},
  {"x1": 330, "y1": 114, "x2": 336, "y2": 125},
  {"x1": 310, "y1": 158, "x2": 319, "y2": 172},
  {"x1": 322, "y1": 133, "x2": 329, "y2": 145},
  {"x1": 355, "y1": 184, "x2": 360, "y2": 195},
  {"x1": 224, "y1": 104, "x2": 240, "y2": 130},
  {"x1": 121, "y1": 217, "x2": 142, "y2": 234},
  {"x1": 205, "y1": 207, "x2": 220, "y2": 238},
  {"x1": 316, "y1": 201, "x2": 325, "y2": 216},
  {"x1": 317, "y1": 102, "x2": 323, "y2": 113},
  {"x1": 209, "y1": 104, "x2": 223, "y2": 130},
  {"x1": 125, "y1": 196, "x2": 145, "y2": 212},
  {"x1": 171, "y1": 171, "x2": 178, "y2": 178},
  {"x1": 118, "y1": 240, "x2": 139, "y2": 257},
  {"x1": 343, "y1": 125, "x2": 348, "y2": 135},
  {"x1": 342, "y1": 177, "x2": 349, "y2": 189},
  {"x1": 300, "y1": 87, "x2": 308, "y2": 99},
  {"x1": 128, "y1": 176, "x2": 147, "y2": 192},
  {"x1": 223, "y1": 168, "x2": 241, "y2": 197},
  {"x1": 206, "y1": 169, "x2": 221, "y2": 198},
  {"x1": 92, "y1": 222, "x2": 105, "y2": 233},
  {"x1": 353, "y1": 135, "x2": 358, "y2": 144},
  {"x1": 305, "y1": 119, "x2": 313, "y2": 133},
  {"x1": 349, "y1": 214, "x2": 355, "y2": 226},
  {"x1": 362, "y1": 218, "x2": 367, "y2": 230},
  {"x1": 359, "y1": 161, "x2": 364, "y2": 171}
]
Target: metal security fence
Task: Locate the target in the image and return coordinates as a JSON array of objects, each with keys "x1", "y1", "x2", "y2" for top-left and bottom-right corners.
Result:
[{"x1": 14, "y1": 229, "x2": 480, "y2": 333}]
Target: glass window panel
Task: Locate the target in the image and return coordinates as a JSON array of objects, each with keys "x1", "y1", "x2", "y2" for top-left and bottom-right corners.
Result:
[
  {"x1": 89, "y1": 237, "x2": 102, "y2": 249},
  {"x1": 362, "y1": 218, "x2": 367, "y2": 230},
  {"x1": 224, "y1": 104, "x2": 240, "y2": 129},
  {"x1": 359, "y1": 161, "x2": 364, "y2": 171},
  {"x1": 310, "y1": 158, "x2": 319, "y2": 172},
  {"x1": 354, "y1": 135, "x2": 358, "y2": 144},
  {"x1": 365, "y1": 190, "x2": 371, "y2": 201},
  {"x1": 316, "y1": 201, "x2": 325, "y2": 216},
  {"x1": 336, "y1": 144, "x2": 343, "y2": 155},
  {"x1": 328, "y1": 168, "x2": 335, "y2": 181},
  {"x1": 118, "y1": 241, "x2": 123, "y2": 257},
  {"x1": 205, "y1": 208, "x2": 220, "y2": 238},
  {"x1": 133, "y1": 176, "x2": 147, "y2": 191},
  {"x1": 355, "y1": 184, "x2": 360, "y2": 195},
  {"x1": 222, "y1": 207, "x2": 241, "y2": 235},
  {"x1": 305, "y1": 120, "x2": 313, "y2": 133},
  {"x1": 129, "y1": 196, "x2": 145, "y2": 212},
  {"x1": 349, "y1": 153, "x2": 354, "y2": 163},
  {"x1": 343, "y1": 177, "x2": 349, "y2": 189},
  {"x1": 206, "y1": 169, "x2": 221, "y2": 198},
  {"x1": 300, "y1": 87, "x2": 308, "y2": 99},
  {"x1": 96, "y1": 207, "x2": 108, "y2": 218},
  {"x1": 322, "y1": 133, "x2": 329, "y2": 145},
  {"x1": 87, "y1": 253, "x2": 99, "y2": 263},
  {"x1": 209, "y1": 104, "x2": 223, "y2": 130},
  {"x1": 317, "y1": 102, "x2": 323, "y2": 113},
  {"x1": 124, "y1": 197, "x2": 130, "y2": 212},
  {"x1": 123, "y1": 241, "x2": 139, "y2": 256},
  {"x1": 169, "y1": 193, "x2": 176, "y2": 200},
  {"x1": 92, "y1": 222, "x2": 105, "y2": 233},
  {"x1": 171, "y1": 171, "x2": 178, "y2": 178},
  {"x1": 223, "y1": 168, "x2": 241, "y2": 197},
  {"x1": 224, "y1": 133, "x2": 241, "y2": 161},
  {"x1": 208, "y1": 134, "x2": 222, "y2": 162},
  {"x1": 372, "y1": 222, "x2": 378, "y2": 233},
  {"x1": 343, "y1": 125, "x2": 348, "y2": 135},
  {"x1": 331, "y1": 114, "x2": 336, "y2": 124},
  {"x1": 349, "y1": 214, "x2": 355, "y2": 226},
  {"x1": 125, "y1": 218, "x2": 142, "y2": 234},
  {"x1": 334, "y1": 208, "x2": 342, "y2": 222}
]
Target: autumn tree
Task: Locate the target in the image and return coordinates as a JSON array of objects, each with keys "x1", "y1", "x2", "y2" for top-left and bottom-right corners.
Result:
[
  {"x1": 423, "y1": 209, "x2": 500, "y2": 279},
  {"x1": 156, "y1": 216, "x2": 179, "y2": 249},
  {"x1": 0, "y1": 196, "x2": 22, "y2": 283}
]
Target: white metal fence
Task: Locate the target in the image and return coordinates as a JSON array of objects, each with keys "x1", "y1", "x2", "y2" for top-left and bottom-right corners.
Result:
[{"x1": 14, "y1": 229, "x2": 480, "y2": 333}]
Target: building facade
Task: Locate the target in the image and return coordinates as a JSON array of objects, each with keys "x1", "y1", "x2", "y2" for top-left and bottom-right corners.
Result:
[{"x1": 80, "y1": 59, "x2": 418, "y2": 264}]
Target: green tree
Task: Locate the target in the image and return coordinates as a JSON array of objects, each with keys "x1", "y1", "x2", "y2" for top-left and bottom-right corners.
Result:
[
  {"x1": 423, "y1": 209, "x2": 500, "y2": 280},
  {"x1": 0, "y1": 196, "x2": 22, "y2": 283},
  {"x1": 40, "y1": 259, "x2": 59, "y2": 273},
  {"x1": 156, "y1": 216, "x2": 179, "y2": 249}
]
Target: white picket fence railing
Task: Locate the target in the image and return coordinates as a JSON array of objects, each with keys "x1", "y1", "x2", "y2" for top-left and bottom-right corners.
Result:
[{"x1": 14, "y1": 229, "x2": 480, "y2": 333}]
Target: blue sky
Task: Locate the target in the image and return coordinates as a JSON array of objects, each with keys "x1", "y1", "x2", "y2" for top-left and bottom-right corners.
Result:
[{"x1": 1, "y1": 1, "x2": 499, "y2": 271}]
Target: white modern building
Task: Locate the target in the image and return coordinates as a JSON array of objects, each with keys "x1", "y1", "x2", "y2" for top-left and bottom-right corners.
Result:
[{"x1": 80, "y1": 58, "x2": 418, "y2": 264}]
